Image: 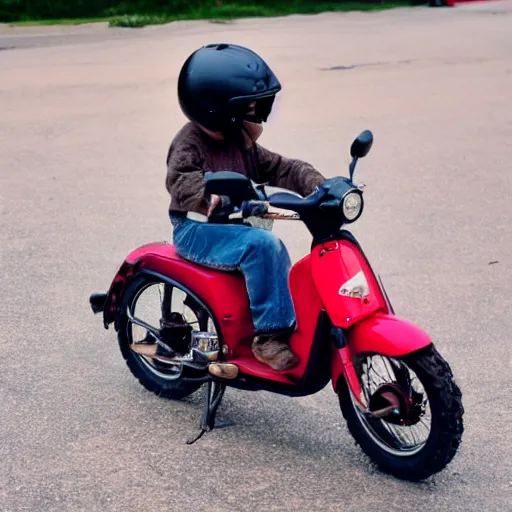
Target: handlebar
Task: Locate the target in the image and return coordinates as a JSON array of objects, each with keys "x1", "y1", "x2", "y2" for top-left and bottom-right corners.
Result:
[
  {"x1": 227, "y1": 186, "x2": 330, "y2": 221},
  {"x1": 228, "y1": 201, "x2": 301, "y2": 221},
  {"x1": 204, "y1": 166, "x2": 367, "y2": 238}
]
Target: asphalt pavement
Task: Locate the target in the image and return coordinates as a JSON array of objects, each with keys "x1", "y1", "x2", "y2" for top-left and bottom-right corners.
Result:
[{"x1": 1, "y1": 2, "x2": 511, "y2": 511}]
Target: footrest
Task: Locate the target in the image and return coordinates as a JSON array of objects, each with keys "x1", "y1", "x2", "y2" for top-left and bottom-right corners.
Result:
[
  {"x1": 130, "y1": 343, "x2": 158, "y2": 357},
  {"x1": 229, "y1": 357, "x2": 297, "y2": 384},
  {"x1": 208, "y1": 363, "x2": 239, "y2": 380}
]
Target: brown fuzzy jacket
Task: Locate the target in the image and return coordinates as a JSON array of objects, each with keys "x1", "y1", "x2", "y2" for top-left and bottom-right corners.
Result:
[{"x1": 166, "y1": 122, "x2": 325, "y2": 215}]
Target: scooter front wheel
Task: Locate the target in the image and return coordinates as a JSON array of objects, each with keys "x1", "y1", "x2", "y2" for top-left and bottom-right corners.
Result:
[{"x1": 338, "y1": 345, "x2": 464, "y2": 481}]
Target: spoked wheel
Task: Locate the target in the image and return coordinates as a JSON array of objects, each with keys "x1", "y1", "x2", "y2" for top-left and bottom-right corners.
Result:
[
  {"x1": 117, "y1": 275, "x2": 218, "y2": 400},
  {"x1": 338, "y1": 345, "x2": 464, "y2": 481}
]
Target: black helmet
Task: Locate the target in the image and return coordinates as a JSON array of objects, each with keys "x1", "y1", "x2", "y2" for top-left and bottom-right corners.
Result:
[{"x1": 178, "y1": 43, "x2": 282, "y2": 139}]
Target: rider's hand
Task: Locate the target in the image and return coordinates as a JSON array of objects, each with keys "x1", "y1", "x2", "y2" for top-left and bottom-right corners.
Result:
[
  {"x1": 241, "y1": 200, "x2": 268, "y2": 219},
  {"x1": 207, "y1": 194, "x2": 222, "y2": 217}
]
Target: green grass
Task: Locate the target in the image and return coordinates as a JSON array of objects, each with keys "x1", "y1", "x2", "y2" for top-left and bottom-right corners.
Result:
[
  {"x1": 108, "y1": 2, "x2": 411, "y2": 28},
  {"x1": 6, "y1": 2, "x2": 414, "y2": 29},
  {"x1": 107, "y1": 13, "x2": 169, "y2": 28}
]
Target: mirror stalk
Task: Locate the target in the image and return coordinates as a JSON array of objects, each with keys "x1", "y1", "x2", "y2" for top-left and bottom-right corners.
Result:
[{"x1": 349, "y1": 156, "x2": 358, "y2": 182}]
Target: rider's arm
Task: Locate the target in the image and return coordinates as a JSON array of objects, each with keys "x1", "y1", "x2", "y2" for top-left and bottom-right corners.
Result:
[
  {"x1": 254, "y1": 143, "x2": 325, "y2": 197},
  {"x1": 166, "y1": 135, "x2": 208, "y2": 215}
]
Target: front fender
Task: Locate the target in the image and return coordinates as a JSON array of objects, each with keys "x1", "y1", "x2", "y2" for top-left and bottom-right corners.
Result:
[
  {"x1": 348, "y1": 312, "x2": 432, "y2": 357},
  {"x1": 331, "y1": 312, "x2": 432, "y2": 392}
]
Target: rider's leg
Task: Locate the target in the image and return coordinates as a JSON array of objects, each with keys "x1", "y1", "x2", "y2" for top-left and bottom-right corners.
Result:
[{"x1": 171, "y1": 216, "x2": 298, "y2": 370}]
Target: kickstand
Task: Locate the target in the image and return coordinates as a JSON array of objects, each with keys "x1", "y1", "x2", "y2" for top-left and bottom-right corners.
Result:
[{"x1": 186, "y1": 380, "x2": 227, "y2": 445}]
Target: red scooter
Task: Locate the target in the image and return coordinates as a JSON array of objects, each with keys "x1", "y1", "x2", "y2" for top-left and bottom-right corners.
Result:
[{"x1": 90, "y1": 131, "x2": 463, "y2": 481}]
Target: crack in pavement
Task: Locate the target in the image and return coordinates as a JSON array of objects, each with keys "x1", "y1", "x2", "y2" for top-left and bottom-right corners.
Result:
[
  {"x1": 322, "y1": 56, "x2": 508, "y2": 72},
  {"x1": 322, "y1": 60, "x2": 414, "y2": 71}
]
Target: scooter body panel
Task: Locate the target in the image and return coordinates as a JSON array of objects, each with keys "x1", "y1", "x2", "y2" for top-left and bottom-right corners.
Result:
[{"x1": 102, "y1": 238, "x2": 431, "y2": 396}]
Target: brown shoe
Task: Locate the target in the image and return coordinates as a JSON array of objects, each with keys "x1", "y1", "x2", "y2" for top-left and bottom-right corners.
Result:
[{"x1": 252, "y1": 335, "x2": 299, "y2": 371}]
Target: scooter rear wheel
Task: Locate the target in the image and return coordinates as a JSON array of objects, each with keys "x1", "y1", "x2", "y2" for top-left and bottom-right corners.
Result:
[
  {"x1": 117, "y1": 275, "x2": 216, "y2": 400},
  {"x1": 338, "y1": 345, "x2": 464, "y2": 481}
]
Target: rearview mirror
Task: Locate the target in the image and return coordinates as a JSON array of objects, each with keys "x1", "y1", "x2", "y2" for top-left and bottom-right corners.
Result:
[
  {"x1": 204, "y1": 171, "x2": 259, "y2": 205},
  {"x1": 350, "y1": 130, "x2": 373, "y2": 158}
]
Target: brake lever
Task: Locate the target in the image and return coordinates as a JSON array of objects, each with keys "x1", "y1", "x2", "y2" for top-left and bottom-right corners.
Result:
[{"x1": 254, "y1": 183, "x2": 268, "y2": 200}]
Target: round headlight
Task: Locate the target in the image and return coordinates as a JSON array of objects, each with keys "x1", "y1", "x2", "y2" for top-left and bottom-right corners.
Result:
[{"x1": 342, "y1": 191, "x2": 363, "y2": 222}]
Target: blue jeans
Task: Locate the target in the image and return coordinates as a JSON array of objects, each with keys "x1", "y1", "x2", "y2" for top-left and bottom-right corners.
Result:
[{"x1": 170, "y1": 216, "x2": 296, "y2": 333}]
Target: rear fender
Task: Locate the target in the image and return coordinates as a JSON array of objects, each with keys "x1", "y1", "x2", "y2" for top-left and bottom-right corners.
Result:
[
  {"x1": 331, "y1": 312, "x2": 432, "y2": 393},
  {"x1": 102, "y1": 242, "x2": 177, "y2": 328},
  {"x1": 102, "y1": 243, "x2": 254, "y2": 348}
]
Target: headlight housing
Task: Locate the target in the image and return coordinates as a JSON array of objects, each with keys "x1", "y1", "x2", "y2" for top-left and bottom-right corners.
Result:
[{"x1": 342, "y1": 190, "x2": 364, "y2": 222}]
